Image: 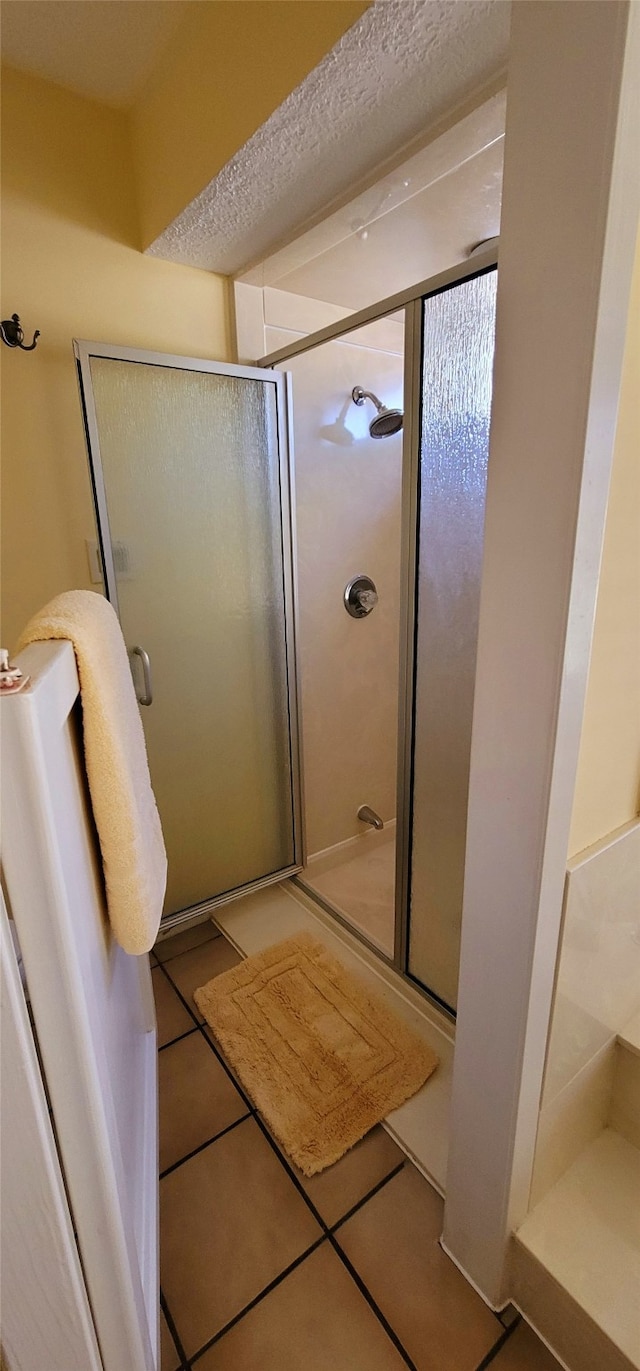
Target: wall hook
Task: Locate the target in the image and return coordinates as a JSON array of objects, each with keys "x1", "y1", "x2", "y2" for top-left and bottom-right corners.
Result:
[{"x1": 1, "y1": 313, "x2": 40, "y2": 351}]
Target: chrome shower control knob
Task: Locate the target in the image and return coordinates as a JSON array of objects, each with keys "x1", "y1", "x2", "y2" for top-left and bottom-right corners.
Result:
[{"x1": 344, "y1": 575, "x2": 378, "y2": 618}]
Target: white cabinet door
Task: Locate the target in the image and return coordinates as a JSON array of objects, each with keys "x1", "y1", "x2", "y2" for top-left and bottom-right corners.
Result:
[{"x1": 1, "y1": 640, "x2": 158, "y2": 1371}]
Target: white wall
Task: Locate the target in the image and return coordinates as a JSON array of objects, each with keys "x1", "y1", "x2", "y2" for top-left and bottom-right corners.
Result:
[{"x1": 264, "y1": 290, "x2": 404, "y2": 856}]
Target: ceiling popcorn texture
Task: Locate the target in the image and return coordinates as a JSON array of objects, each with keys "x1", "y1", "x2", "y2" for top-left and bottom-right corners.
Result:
[{"x1": 147, "y1": 0, "x2": 510, "y2": 275}]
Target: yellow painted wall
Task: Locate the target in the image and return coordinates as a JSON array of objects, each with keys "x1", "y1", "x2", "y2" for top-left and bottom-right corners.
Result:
[
  {"x1": 568, "y1": 229, "x2": 640, "y2": 856},
  {"x1": 133, "y1": 0, "x2": 369, "y2": 248},
  {"x1": 1, "y1": 66, "x2": 230, "y2": 650}
]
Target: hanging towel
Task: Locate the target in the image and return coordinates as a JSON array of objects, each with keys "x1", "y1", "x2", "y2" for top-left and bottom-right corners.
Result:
[{"x1": 18, "y1": 590, "x2": 167, "y2": 955}]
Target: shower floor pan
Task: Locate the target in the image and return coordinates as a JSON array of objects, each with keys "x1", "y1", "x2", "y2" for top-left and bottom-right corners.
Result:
[{"x1": 301, "y1": 826, "x2": 396, "y2": 958}]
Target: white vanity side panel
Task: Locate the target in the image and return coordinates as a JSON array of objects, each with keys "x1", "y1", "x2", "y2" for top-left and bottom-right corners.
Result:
[
  {"x1": 0, "y1": 895, "x2": 103, "y2": 1371},
  {"x1": 1, "y1": 641, "x2": 158, "y2": 1371}
]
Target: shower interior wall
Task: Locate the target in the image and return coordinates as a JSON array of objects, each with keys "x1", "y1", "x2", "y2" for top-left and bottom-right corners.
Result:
[{"x1": 264, "y1": 288, "x2": 403, "y2": 947}]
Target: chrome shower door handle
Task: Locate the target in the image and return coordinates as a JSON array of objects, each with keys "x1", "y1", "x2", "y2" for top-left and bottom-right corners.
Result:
[{"x1": 129, "y1": 645, "x2": 153, "y2": 706}]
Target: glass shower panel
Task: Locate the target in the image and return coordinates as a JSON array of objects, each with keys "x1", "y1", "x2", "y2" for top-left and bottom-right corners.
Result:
[
  {"x1": 408, "y1": 269, "x2": 497, "y2": 1011},
  {"x1": 85, "y1": 357, "x2": 296, "y2": 917},
  {"x1": 282, "y1": 315, "x2": 405, "y2": 958}
]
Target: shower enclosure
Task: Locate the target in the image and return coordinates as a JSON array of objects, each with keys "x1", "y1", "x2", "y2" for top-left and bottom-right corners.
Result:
[
  {"x1": 262, "y1": 257, "x2": 497, "y2": 1015},
  {"x1": 76, "y1": 248, "x2": 497, "y2": 1018}
]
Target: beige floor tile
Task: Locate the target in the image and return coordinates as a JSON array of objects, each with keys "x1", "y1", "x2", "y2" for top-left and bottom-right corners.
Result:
[
  {"x1": 154, "y1": 919, "x2": 220, "y2": 963},
  {"x1": 337, "y1": 1164, "x2": 502, "y2": 1371},
  {"x1": 289, "y1": 1126, "x2": 405, "y2": 1227},
  {"x1": 196, "y1": 1242, "x2": 408, "y2": 1371},
  {"x1": 153, "y1": 966, "x2": 194, "y2": 1048},
  {"x1": 491, "y1": 1321, "x2": 563, "y2": 1370},
  {"x1": 163, "y1": 937, "x2": 242, "y2": 1021},
  {"x1": 159, "y1": 1032, "x2": 248, "y2": 1172},
  {"x1": 160, "y1": 1117, "x2": 322, "y2": 1358},
  {"x1": 160, "y1": 1309, "x2": 180, "y2": 1371},
  {"x1": 201, "y1": 1023, "x2": 247, "y2": 1093}
]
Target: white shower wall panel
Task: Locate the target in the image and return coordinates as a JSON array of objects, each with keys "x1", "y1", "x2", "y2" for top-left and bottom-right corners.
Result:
[{"x1": 266, "y1": 296, "x2": 404, "y2": 855}]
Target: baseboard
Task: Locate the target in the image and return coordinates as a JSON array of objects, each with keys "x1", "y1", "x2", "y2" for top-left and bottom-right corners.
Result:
[{"x1": 305, "y1": 820, "x2": 396, "y2": 877}]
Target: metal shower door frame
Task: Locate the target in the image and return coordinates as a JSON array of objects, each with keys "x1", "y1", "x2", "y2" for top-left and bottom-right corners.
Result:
[
  {"x1": 258, "y1": 246, "x2": 498, "y2": 1015},
  {"x1": 74, "y1": 341, "x2": 306, "y2": 928}
]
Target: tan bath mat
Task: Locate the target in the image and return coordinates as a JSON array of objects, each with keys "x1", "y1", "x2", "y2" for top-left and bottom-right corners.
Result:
[{"x1": 194, "y1": 932, "x2": 438, "y2": 1176}]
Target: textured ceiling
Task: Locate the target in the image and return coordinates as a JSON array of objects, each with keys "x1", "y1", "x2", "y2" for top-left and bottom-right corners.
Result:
[
  {"x1": 242, "y1": 92, "x2": 505, "y2": 313},
  {"x1": 0, "y1": 0, "x2": 185, "y2": 108},
  {"x1": 148, "y1": 0, "x2": 510, "y2": 275}
]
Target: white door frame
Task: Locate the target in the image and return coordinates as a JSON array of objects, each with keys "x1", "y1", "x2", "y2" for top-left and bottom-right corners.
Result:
[{"x1": 443, "y1": 0, "x2": 639, "y2": 1304}]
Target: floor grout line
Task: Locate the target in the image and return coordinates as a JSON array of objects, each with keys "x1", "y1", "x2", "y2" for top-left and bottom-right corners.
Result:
[
  {"x1": 328, "y1": 1230, "x2": 420, "y2": 1371},
  {"x1": 157, "y1": 1024, "x2": 201, "y2": 1052},
  {"x1": 473, "y1": 1315, "x2": 521, "y2": 1370},
  {"x1": 329, "y1": 1161, "x2": 406, "y2": 1233},
  {"x1": 159, "y1": 1112, "x2": 252, "y2": 1179},
  {"x1": 154, "y1": 928, "x2": 221, "y2": 965},
  {"x1": 197, "y1": 1024, "x2": 246, "y2": 1092},
  {"x1": 197, "y1": 1033, "x2": 332, "y2": 1219},
  {"x1": 160, "y1": 1286, "x2": 191, "y2": 1371},
  {"x1": 497, "y1": 1302, "x2": 520, "y2": 1330},
  {"x1": 188, "y1": 1236, "x2": 327, "y2": 1364},
  {"x1": 155, "y1": 959, "x2": 205, "y2": 1027}
]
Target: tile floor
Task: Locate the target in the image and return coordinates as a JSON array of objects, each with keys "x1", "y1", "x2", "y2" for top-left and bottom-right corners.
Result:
[{"x1": 153, "y1": 919, "x2": 562, "y2": 1371}]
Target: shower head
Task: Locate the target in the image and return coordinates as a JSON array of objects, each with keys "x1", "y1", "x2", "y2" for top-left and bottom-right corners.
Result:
[
  {"x1": 352, "y1": 386, "x2": 403, "y2": 439},
  {"x1": 369, "y1": 406, "x2": 404, "y2": 439}
]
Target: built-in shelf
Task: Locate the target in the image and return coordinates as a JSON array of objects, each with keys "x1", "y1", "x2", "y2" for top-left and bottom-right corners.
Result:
[{"x1": 516, "y1": 1129, "x2": 640, "y2": 1369}]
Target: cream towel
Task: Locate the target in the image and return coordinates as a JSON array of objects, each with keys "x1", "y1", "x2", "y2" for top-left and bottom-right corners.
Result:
[{"x1": 18, "y1": 590, "x2": 167, "y2": 955}]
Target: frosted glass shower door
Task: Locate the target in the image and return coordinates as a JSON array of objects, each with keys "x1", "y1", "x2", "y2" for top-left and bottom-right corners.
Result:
[
  {"x1": 74, "y1": 343, "x2": 302, "y2": 921},
  {"x1": 407, "y1": 269, "x2": 497, "y2": 1012}
]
